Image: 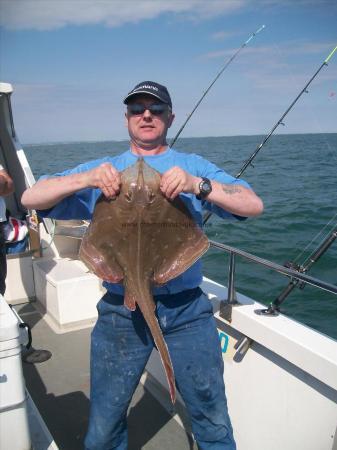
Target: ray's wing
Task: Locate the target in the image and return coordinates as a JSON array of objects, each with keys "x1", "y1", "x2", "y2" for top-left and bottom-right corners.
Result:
[
  {"x1": 151, "y1": 196, "x2": 209, "y2": 285},
  {"x1": 79, "y1": 195, "x2": 129, "y2": 283}
]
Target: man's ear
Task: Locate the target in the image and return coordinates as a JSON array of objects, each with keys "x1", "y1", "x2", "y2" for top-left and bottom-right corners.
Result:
[{"x1": 168, "y1": 113, "x2": 175, "y2": 128}]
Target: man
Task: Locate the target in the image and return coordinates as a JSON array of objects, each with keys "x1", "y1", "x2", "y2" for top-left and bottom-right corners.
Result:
[
  {"x1": 0, "y1": 164, "x2": 14, "y2": 295},
  {"x1": 22, "y1": 81, "x2": 263, "y2": 449}
]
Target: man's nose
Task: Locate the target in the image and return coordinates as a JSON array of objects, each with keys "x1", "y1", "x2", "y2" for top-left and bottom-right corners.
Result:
[
  {"x1": 143, "y1": 108, "x2": 153, "y2": 118},
  {"x1": 143, "y1": 109, "x2": 152, "y2": 117}
]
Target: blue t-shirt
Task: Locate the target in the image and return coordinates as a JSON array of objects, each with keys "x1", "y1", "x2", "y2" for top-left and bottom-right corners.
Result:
[{"x1": 38, "y1": 147, "x2": 250, "y2": 295}]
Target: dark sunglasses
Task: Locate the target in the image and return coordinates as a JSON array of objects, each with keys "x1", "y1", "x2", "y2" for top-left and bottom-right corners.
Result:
[{"x1": 127, "y1": 103, "x2": 169, "y2": 116}]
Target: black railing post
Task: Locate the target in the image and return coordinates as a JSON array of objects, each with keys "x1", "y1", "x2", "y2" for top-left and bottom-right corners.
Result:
[{"x1": 220, "y1": 252, "x2": 239, "y2": 322}]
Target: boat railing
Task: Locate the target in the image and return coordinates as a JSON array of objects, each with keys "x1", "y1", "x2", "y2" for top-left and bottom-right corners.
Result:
[
  {"x1": 50, "y1": 222, "x2": 337, "y2": 322},
  {"x1": 209, "y1": 238, "x2": 337, "y2": 321}
]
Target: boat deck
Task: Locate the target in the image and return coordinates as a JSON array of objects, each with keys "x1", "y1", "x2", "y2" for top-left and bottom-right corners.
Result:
[{"x1": 15, "y1": 302, "x2": 197, "y2": 450}]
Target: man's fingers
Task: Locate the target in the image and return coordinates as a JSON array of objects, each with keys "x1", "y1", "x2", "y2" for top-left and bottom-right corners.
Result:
[
  {"x1": 107, "y1": 165, "x2": 121, "y2": 185},
  {"x1": 170, "y1": 180, "x2": 185, "y2": 199},
  {"x1": 101, "y1": 187, "x2": 116, "y2": 199},
  {"x1": 94, "y1": 163, "x2": 121, "y2": 198},
  {"x1": 101, "y1": 173, "x2": 119, "y2": 192},
  {"x1": 161, "y1": 173, "x2": 178, "y2": 197},
  {"x1": 162, "y1": 176, "x2": 184, "y2": 199},
  {"x1": 101, "y1": 164, "x2": 120, "y2": 183}
]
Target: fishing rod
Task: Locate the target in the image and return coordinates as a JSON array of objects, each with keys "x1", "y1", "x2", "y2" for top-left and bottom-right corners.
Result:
[
  {"x1": 203, "y1": 44, "x2": 337, "y2": 225},
  {"x1": 170, "y1": 24, "x2": 266, "y2": 148},
  {"x1": 256, "y1": 223, "x2": 337, "y2": 316},
  {"x1": 236, "y1": 44, "x2": 337, "y2": 178}
]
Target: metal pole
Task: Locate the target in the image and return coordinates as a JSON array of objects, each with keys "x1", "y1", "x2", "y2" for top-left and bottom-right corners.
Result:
[
  {"x1": 220, "y1": 251, "x2": 238, "y2": 322},
  {"x1": 227, "y1": 252, "x2": 237, "y2": 303}
]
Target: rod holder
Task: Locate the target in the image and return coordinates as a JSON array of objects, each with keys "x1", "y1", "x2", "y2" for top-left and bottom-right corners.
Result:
[
  {"x1": 220, "y1": 252, "x2": 239, "y2": 322},
  {"x1": 227, "y1": 252, "x2": 237, "y2": 304},
  {"x1": 255, "y1": 226, "x2": 337, "y2": 316}
]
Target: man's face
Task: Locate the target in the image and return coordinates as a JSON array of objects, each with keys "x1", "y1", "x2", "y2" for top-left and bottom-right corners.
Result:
[{"x1": 125, "y1": 94, "x2": 175, "y2": 150}]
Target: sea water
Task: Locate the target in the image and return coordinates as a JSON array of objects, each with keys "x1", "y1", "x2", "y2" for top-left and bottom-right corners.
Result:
[{"x1": 24, "y1": 133, "x2": 337, "y2": 339}]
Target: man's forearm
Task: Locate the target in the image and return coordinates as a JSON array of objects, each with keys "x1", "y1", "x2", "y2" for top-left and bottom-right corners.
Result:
[
  {"x1": 21, "y1": 172, "x2": 88, "y2": 210},
  {"x1": 204, "y1": 180, "x2": 264, "y2": 217},
  {"x1": 21, "y1": 162, "x2": 122, "y2": 210}
]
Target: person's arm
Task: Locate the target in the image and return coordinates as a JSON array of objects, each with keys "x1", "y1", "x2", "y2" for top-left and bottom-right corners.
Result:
[
  {"x1": 195, "y1": 178, "x2": 263, "y2": 217},
  {"x1": 21, "y1": 163, "x2": 121, "y2": 210},
  {"x1": 160, "y1": 167, "x2": 263, "y2": 217},
  {"x1": 0, "y1": 169, "x2": 14, "y2": 196}
]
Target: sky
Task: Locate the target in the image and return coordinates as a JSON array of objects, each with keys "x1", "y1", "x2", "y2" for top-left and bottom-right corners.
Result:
[{"x1": 0, "y1": 0, "x2": 336, "y2": 144}]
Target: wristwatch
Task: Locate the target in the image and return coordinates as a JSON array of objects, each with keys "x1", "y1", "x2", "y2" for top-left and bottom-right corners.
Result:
[{"x1": 196, "y1": 177, "x2": 212, "y2": 200}]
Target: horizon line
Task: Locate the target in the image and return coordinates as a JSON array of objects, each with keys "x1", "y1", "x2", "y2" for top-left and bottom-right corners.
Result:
[{"x1": 22, "y1": 131, "x2": 337, "y2": 147}]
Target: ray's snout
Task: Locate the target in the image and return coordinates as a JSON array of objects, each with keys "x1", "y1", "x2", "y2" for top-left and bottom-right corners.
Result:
[{"x1": 124, "y1": 158, "x2": 158, "y2": 205}]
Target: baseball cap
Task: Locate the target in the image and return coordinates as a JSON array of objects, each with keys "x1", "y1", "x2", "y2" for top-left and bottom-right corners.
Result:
[{"x1": 123, "y1": 81, "x2": 172, "y2": 108}]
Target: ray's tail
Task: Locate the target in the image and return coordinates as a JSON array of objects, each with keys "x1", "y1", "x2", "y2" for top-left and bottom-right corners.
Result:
[{"x1": 126, "y1": 284, "x2": 176, "y2": 404}]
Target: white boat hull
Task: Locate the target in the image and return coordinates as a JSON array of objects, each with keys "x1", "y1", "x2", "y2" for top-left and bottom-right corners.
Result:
[{"x1": 144, "y1": 277, "x2": 337, "y2": 450}]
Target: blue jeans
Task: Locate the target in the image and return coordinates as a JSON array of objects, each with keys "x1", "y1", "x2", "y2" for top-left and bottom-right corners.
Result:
[{"x1": 84, "y1": 288, "x2": 236, "y2": 450}]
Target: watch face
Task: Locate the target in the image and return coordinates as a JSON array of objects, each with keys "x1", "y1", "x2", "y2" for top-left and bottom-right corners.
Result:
[
  {"x1": 201, "y1": 180, "x2": 212, "y2": 194},
  {"x1": 198, "y1": 178, "x2": 212, "y2": 198}
]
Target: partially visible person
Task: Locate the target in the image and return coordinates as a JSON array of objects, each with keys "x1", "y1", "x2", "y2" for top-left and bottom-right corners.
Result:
[{"x1": 0, "y1": 164, "x2": 14, "y2": 295}]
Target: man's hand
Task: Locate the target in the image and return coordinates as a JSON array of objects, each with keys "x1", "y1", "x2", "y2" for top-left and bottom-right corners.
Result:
[
  {"x1": 0, "y1": 170, "x2": 14, "y2": 196},
  {"x1": 160, "y1": 166, "x2": 199, "y2": 200},
  {"x1": 86, "y1": 163, "x2": 121, "y2": 199}
]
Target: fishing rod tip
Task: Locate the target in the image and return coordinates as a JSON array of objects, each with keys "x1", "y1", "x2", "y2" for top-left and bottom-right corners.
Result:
[{"x1": 256, "y1": 24, "x2": 266, "y2": 33}]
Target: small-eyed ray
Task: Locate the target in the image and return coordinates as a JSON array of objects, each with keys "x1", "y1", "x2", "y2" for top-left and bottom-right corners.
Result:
[{"x1": 79, "y1": 158, "x2": 209, "y2": 403}]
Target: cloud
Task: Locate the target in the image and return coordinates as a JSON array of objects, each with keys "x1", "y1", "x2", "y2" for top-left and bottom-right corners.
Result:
[
  {"x1": 210, "y1": 30, "x2": 242, "y2": 41},
  {"x1": 200, "y1": 41, "x2": 336, "y2": 61},
  {"x1": 0, "y1": 0, "x2": 245, "y2": 31}
]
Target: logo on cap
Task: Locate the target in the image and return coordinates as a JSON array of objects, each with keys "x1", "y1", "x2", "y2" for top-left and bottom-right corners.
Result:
[{"x1": 134, "y1": 84, "x2": 159, "y2": 92}]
